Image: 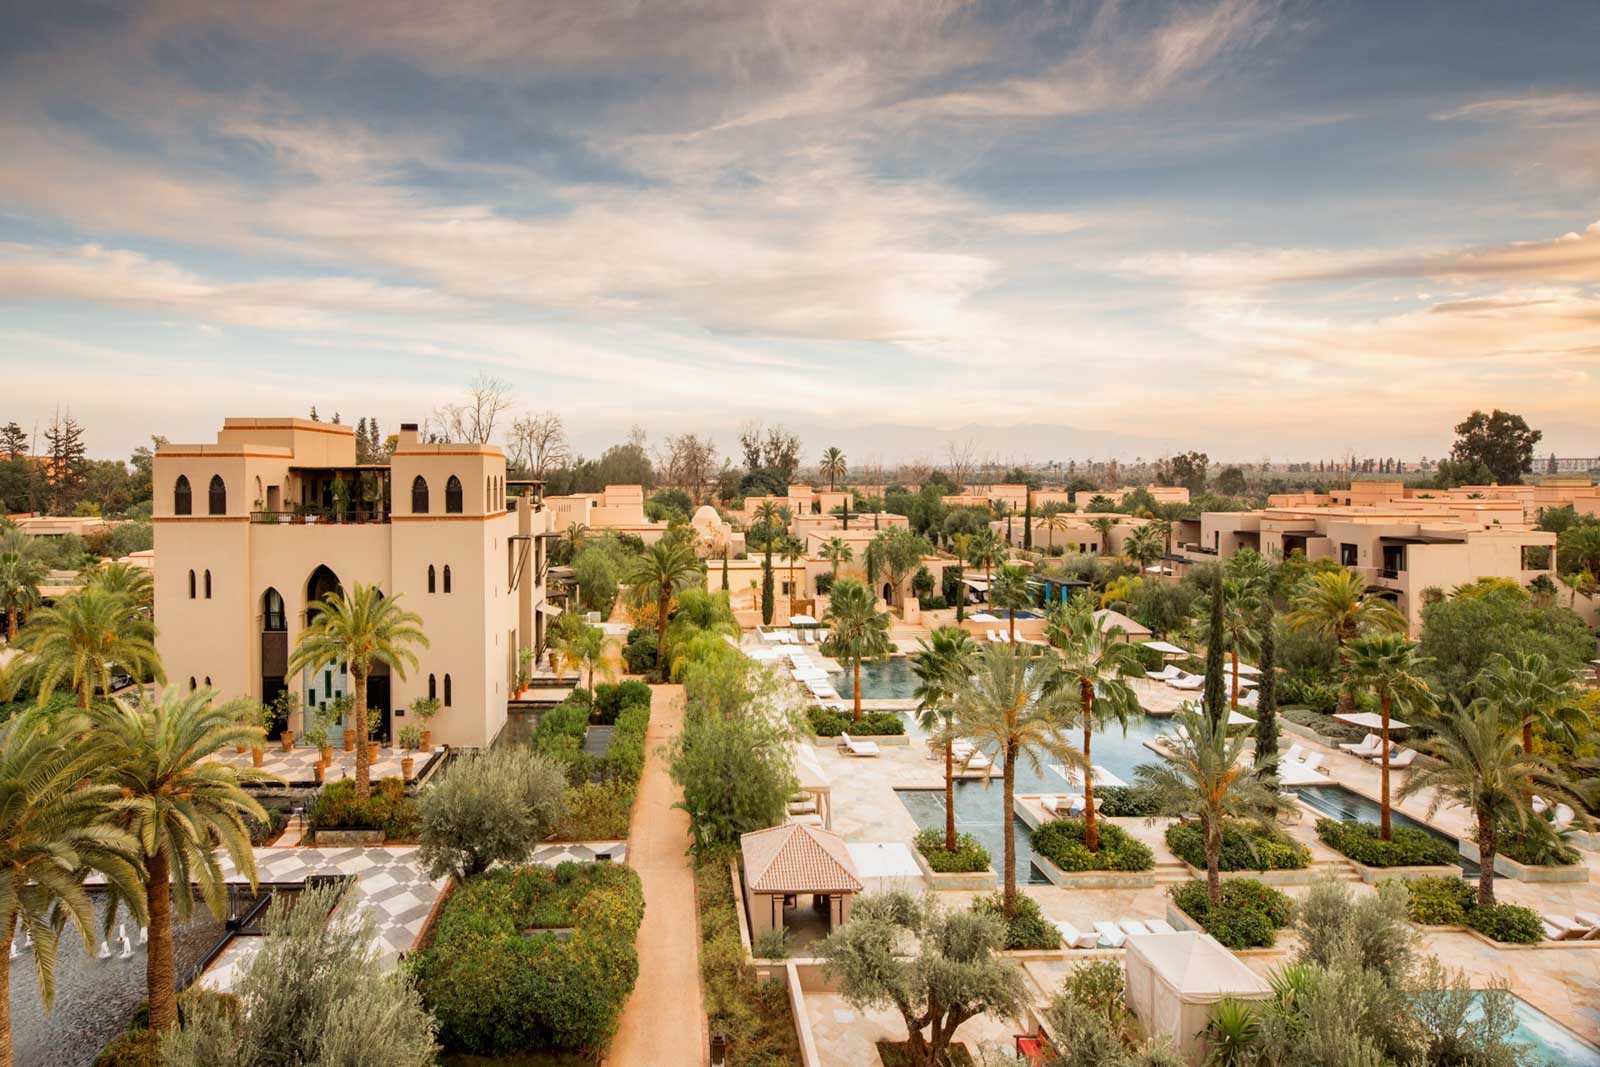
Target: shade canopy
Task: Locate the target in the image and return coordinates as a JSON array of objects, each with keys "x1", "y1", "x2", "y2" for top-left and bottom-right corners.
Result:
[
  {"x1": 1333, "y1": 711, "x2": 1411, "y2": 733},
  {"x1": 789, "y1": 614, "x2": 818, "y2": 626},
  {"x1": 1226, "y1": 710, "x2": 1256, "y2": 728},
  {"x1": 1142, "y1": 640, "x2": 1189, "y2": 656},
  {"x1": 1222, "y1": 662, "x2": 1261, "y2": 676},
  {"x1": 1125, "y1": 931, "x2": 1273, "y2": 1064}
]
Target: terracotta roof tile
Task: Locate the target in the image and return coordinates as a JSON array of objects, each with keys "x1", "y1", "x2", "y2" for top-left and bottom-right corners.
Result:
[{"x1": 740, "y1": 824, "x2": 861, "y2": 894}]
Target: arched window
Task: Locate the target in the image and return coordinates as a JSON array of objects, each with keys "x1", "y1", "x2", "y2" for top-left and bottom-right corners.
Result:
[
  {"x1": 486, "y1": 475, "x2": 492, "y2": 500},
  {"x1": 188, "y1": 570, "x2": 196, "y2": 599},
  {"x1": 427, "y1": 564, "x2": 436, "y2": 593},
  {"x1": 262, "y1": 588, "x2": 285, "y2": 631},
  {"x1": 411, "y1": 475, "x2": 430, "y2": 514},
  {"x1": 204, "y1": 569, "x2": 213, "y2": 599},
  {"x1": 445, "y1": 475, "x2": 463, "y2": 514},
  {"x1": 428, "y1": 674, "x2": 437, "y2": 702},
  {"x1": 188, "y1": 677, "x2": 197, "y2": 692},
  {"x1": 208, "y1": 474, "x2": 227, "y2": 515},
  {"x1": 204, "y1": 676, "x2": 211, "y2": 687},
  {"x1": 174, "y1": 475, "x2": 192, "y2": 515},
  {"x1": 443, "y1": 674, "x2": 453, "y2": 707},
  {"x1": 443, "y1": 565, "x2": 452, "y2": 594}
]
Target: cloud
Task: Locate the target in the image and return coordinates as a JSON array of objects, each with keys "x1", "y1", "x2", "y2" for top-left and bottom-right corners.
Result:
[{"x1": 1434, "y1": 91, "x2": 1600, "y2": 127}]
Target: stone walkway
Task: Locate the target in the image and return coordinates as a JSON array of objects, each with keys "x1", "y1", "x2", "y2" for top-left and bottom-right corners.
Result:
[{"x1": 608, "y1": 685, "x2": 706, "y2": 1067}]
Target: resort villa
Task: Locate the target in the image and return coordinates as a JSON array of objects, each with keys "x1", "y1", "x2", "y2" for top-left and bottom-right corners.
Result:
[{"x1": 151, "y1": 417, "x2": 555, "y2": 749}]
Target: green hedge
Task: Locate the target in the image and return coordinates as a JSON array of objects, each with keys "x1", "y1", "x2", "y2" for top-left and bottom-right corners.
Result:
[
  {"x1": 1496, "y1": 819, "x2": 1581, "y2": 867},
  {"x1": 1031, "y1": 817, "x2": 1155, "y2": 873},
  {"x1": 1168, "y1": 878, "x2": 1293, "y2": 949},
  {"x1": 695, "y1": 857, "x2": 802, "y2": 1064},
  {"x1": 593, "y1": 681, "x2": 652, "y2": 724},
  {"x1": 551, "y1": 699, "x2": 650, "y2": 841},
  {"x1": 807, "y1": 709, "x2": 904, "y2": 736},
  {"x1": 306, "y1": 777, "x2": 417, "y2": 839},
  {"x1": 1095, "y1": 783, "x2": 1163, "y2": 817},
  {"x1": 1464, "y1": 903, "x2": 1543, "y2": 945},
  {"x1": 971, "y1": 892, "x2": 1061, "y2": 950},
  {"x1": 912, "y1": 828, "x2": 991, "y2": 873},
  {"x1": 1315, "y1": 818, "x2": 1459, "y2": 868},
  {"x1": 416, "y1": 862, "x2": 644, "y2": 1055},
  {"x1": 1165, "y1": 820, "x2": 1310, "y2": 872},
  {"x1": 1281, "y1": 703, "x2": 1363, "y2": 742},
  {"x1": 1391, "y1": 877, "x2": 1542, "y2": 943}
]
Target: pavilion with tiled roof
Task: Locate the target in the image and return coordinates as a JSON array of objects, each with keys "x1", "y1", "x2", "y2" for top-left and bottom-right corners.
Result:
[{"x1": 739, "y1": 823, "x2": 862, "y2": 943}]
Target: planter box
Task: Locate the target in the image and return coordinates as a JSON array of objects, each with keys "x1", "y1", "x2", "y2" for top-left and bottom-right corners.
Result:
[
  {"x1": 1333, "y1": 857, "x2": 1460, "y2": 884},
  {"x1": 1278, "y1": 717, "x2": 1349, "y2": 748},
  {"x1": 1165, "y1": 903, "x2": 1288, "y2": 957},
  {"x1": 312, "y1": 828, "x2": 385, "y2": 846},
  {"x1": 1457, "y1": 840, "x2": 1589, "y2": 883},
  {"x1": 1567, "y1": 829, "x2": 1600, "y2": 853},
  {"x1": 910, "y1": 844, "x2": 997, "y2": 890},
  {"x1": 1032, "y1": 849, "x2": 1155, "y2": 889},
  {"x1": 1177, "y1": 860, "x2": 1324, "y2": 886}
]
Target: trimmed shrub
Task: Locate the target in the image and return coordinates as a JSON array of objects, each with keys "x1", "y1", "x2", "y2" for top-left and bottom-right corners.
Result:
[
  {"x1": 913, "y1": 828, "x2": 991, "y2": 873},
  {"x1": 1094, "y1": 783, "x2": 1162, "y2": 817},
  {"x1": 1281, "y1": 703, "x2": 1364, "y2": 742},
  {"x1": 1496, "y1": 819, "x2": 1581, "y2": 867},
  {"x1": 1465, "y1": 903, "x2": 1542, "y2": 945},
  {"x1": 93, "y1": 1031, "x2": 163, "y2": 1067},
  {"x1": 1032, "y1": 817, "x2": 1155, "y2": 873},
  {"x1": 1169, "y1": 879, "x2": 1293, "y2": 949},
  {"x1": 622, "y1": 631, "x2": 657, "y2": 674},
  {"x1": 1278, "y1": 678, "x2": 1340, "y2": 717},
  {"x1": 807, "y1": 708, "x2": 904, "y2": 737},
  {"x1": 307, "y1": 777, "x2": 417, "y2": 839},
  {"x1": 1315, "y1": 819, "x2": 1459, "y2": 868},
  {"x1": 559, "y1": 781, "x2": 633, "y2": 840},
  {"x1": 593, "y1": 681, "x2": 652, "y2": 724},
  {"x1": 971, "y1": 892, "x2": 1061, "y2": 950},
  {"x1": 416, "y1": 863, "x2": 645, "y2": 1055},
  {"x1": 694, "y1": 858, "x2": 802, "y2": 1064},
  {"x1": 245, "y1": 806, "x2": 290, "y2": 846},
  {"x1": 1165, "y1": 820, "x2": 1310, "y2": 872},
  {"x1": 1397, "y1": 876, "x2": 1474, "y2": 926}
]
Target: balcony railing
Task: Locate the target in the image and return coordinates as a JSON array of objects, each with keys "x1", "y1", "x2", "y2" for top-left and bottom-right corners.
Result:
[{"x1": 251, "y1": 507, "x2": 389, "y2": 525}]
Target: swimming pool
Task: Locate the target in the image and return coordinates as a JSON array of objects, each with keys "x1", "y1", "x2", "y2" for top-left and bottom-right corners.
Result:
[
  {"x1": 1476, "y1": 992, "x2": 1600, "y2": 1065},
  {"x1": 1294, "y1": 783, "x2": 1477, "y2": 874},
  {"x1": 833, "y1": 657, "x2": 920, "y2": 700}
]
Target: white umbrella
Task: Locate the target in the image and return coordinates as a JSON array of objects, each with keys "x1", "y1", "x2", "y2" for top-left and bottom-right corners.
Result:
[
  {"x1": 1333, "y1": 711, "x2": 1411, "y2": 733},
  {"x1": 789, "y1": 614, "x2": 817, "y2": 626},
  {"x1": 1143, "y1": 640, "x2": 1189, "y2": 656},
  {"x1": 1226, "y1": 710, "x2": 1256, "y2": 728}
]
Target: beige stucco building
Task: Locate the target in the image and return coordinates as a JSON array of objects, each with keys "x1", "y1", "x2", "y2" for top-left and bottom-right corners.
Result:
[{"x1": 152, "y1": 417, "x2": 554, "y2": 749}]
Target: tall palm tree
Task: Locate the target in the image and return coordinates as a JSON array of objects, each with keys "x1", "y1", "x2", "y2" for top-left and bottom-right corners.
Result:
[
  {"x1": 989, "y1": 564, "x2": 1032, "y2": 642},
  {"x1": 559, "y1": 522, "x2": 588, "y2": 564},
  {"x1": 556, "y1": 619, "x2": 608, "y2": 699},
  {"x1": 628, "y1": 538, "x2": 702, "y2": 678},
  {"x1": 0, "y1": 709, "x2": 147, "y2": 1067},
  {"x1": 94, "y1": 689, "x2": 275, "y2": 1032},
  {"x1": 1343, "y1": 633, "x2": 1434, "y2": 841},
  {"x1": 1206, "y1": 577, "x2": 1263, "y2": 710},
  {"x1": 1558, "y1": 524, "x2": 1600, "y2": 581},
  {"x1": 1224, "y1": 547, "x2": 1270, "y2": 595},
  {"x1": 1124, "y1": 524, "x2": 1163, "y2": 574},
  {"x1": 288, "y1": 583, "x2": 427, "y2": 800},
  {"x1": 822, "y1": 578, "x2": 891, "y2": 722},
  {"x1": 819, "y1": 447, "x2": 847, "y2": 492},
  {"x1": 1042, "y1": 512, "x2": 1070, "y2": 554},
  {"x1": 1400, "y1": 697, "x2": 1589, "y2": 907},
  {"x1": 1287, "y1": 568, "x2": 1405, "y2": 712},
  {"x1": 1557, "y1": 569, "x2": 1597, "y2": 609},
  {"x1": 20, "y1": 586, "x2": 163, "y2": 708},
  {"x1": 85, "y1": 561, "x2": 154, "y2": 614},
  {"x1": 1475, "y1": 651, "x2": 1589, "y2": 755},
  {"x1": 1089, "y1": 516, "x2": 1116, "y2": 555},
  {"x1": 966, "y1": 528, "x2": 1001, "y2": 605},
  {"x1": 950, "y1": 643, "x2": 1075, "y2": 917},
  {"x1": 0, "y1": 529, "x2": 48, "y2": 643},
  {"x1": 777, "y1": 535, "x2": 806, "y2": 610},
  {"x1": 1135, "y1": 706, "x2": 1283, "y2": 908},
  {"x1": 820, "y1": 536, "x2": 853, "y2": 582},
  {"x1": 1048, "y1": 598, "x2": 1144, "y2": 852},
  {"x1": 752, "y1": 500, "x2": 786, "y2": 626},
  {"x1": 911, "y1": 627, "x2": 979, "y2": 852}
]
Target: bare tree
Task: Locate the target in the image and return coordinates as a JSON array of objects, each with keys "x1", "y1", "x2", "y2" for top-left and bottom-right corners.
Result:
[
  {"x1": 432, "y1": 372, "x2": 514, "y2": 444},
  {"x1": 659, "y1": 433, "x2": 718, "y2": 504},
  {"x1": 507, "y1": 411, "x2": 571, "y2": 479},
  {"x1": 944, "y1": 438, "x2": 977, "y2": 489}
]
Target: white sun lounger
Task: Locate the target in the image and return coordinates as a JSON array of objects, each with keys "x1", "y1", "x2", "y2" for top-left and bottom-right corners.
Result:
[
  {"x1": 838, "y1": 733, "x2": 880, "y2": 757},
  {"x1": 1053, "y1": 920, "x2": 1100, "y2": 949},
  {"x1": 1543, "y1": 915, "x2": 1588, "y2": 941},
  {"x1": 1281, "y1": 744, "x2": 1306, "y2": 766},
  {"x1": 963, "y1": 751, "x2": 993, "y2": 772},
  {"x1": 1575, "y1": 912, "x2": 1600, "y2": 938},
  {"x1": 1118, "y1": 920, "x2": 1152, "y2": 937},
  {"x1": 1145, "y1": 918, "x2": 1177, "y2": 934},
  {"x1": 1146, "y1": 664, "x2": 1182, "y2": 682},
  {"x1": 1168, "y1": 673, "x2": 1204, "y2": 691},
  {"x1": 1340, "y1": 733, "x2": 1383, "y2": 756},
  {"x1": 1533, "y1": 796, "x2": 1576, "y2": 830},
  {"x1": 1093, "y1": 921, "x2": 1126, "y2": 948},
  {"x1": 1370, "y1": 747, "x2": 1416, "y2": 769}
]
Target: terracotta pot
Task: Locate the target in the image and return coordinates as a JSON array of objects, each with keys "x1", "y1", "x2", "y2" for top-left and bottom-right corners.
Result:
[
  {"x1": 367, "y1": 741, "x2": 379, "y2": 762},
  {"x1": 235, "y1": 744, "x2": 247, "y2": 755},
  {"x1": 250, "y1": 747, "x2": 264, "y2": 769},
  {"x1": 319, "y1": 744, "x2": 333, "y2": 765},
  {"x1": 401, "y1": 756, "x2": 415, "y2": 780},
  {"x1": 313, "y1": 763, "x2": 325, "y2": 784},
  {"x1": 280, "y1": 730, "x2": 295, "y2": 753},
  {"x1": 421, "y1": 729, "x2": 432, "y2": 753},
  {"x1": 343, "y1": 727, "x2": 357, "y2": 750}
]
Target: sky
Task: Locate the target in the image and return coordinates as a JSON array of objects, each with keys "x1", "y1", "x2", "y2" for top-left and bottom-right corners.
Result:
[{"x1": 1, "y1": 0, "x2": 1598, "y2": 466}]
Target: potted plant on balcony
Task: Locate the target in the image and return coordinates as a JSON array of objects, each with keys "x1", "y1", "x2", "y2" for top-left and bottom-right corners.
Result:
[
  {"x1": 516, "y1": 647, "x2": 534, "y2": 698},
  {"x1": 398, "y1": 725, "x2": 423, "y2": 780},
  {"x1": 410, "y1": 696, "x2": 440, "y2": 752},
  {"x1": 274, "y1": 689, "x2": 300, "y2": 752},
  {"x1": 330, "y1": 474, "x2": 351, "y2": 523}
]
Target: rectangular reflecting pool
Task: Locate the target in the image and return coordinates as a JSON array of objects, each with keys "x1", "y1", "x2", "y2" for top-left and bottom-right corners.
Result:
[
  {"x1": 1294, "y1": 783, "x2": 1477, "y2": 874},
  {"x1": 833, "y1": 657, "x2": 919, "y2": 700},
  {"x1": 898, "y1": 784, "x2": 1048, "y2": 886}
]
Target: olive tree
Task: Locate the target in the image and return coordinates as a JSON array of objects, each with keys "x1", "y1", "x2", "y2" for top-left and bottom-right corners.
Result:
[{"x1": 417, "y1": 747, "x2": 568, "y2": 880}]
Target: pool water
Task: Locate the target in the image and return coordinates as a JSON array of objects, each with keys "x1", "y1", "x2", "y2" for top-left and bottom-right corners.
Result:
[
  {"x1": 1293, "y1": 783, "x2": 1478, "y2": 874},
  {"x1": 1477, "y1": 992, "x2": 1600, "y2": 1065},
  {"x1": 834, "y1": 657, "x2": 920, "y2": 700}
]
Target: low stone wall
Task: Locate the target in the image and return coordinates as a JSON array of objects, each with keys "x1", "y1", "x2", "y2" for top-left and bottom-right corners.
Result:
[
  {"x1": 1457, "y1": 841, "x2": 1590, "y2": 883},
  {"x1": 1176, "y1": 860, "x2": 1330, "y2": 886},
  {"x1": 310, "y1": 828, "x2": 385, "y2": 846},
  {"x1": 909, "y1": 841, "x2": 998, "y2": 890},
  {"x1": 1344, "y1": 858, "x2": 1460, "y2": 884},
  {"x1": 1032, "y1": 848, "x2": 1156, "y2": 889}
]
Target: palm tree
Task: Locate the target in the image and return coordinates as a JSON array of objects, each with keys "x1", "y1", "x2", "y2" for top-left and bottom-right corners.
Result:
[
  {"x1": 1287, "y1": 568, "x2": 1405, "y2": 712},
  {"x1": 989, "y1": 564, "x2": 1032, "y2": 643},
  {"x1": 1400, "y1": 697, "x2": 1589, "y2": 907},
  {"x1": 94, "y1": 689, "x2": 275, "y2": 1032},
  {"x1": 0, "y1": 529, "x2": 48, "y2": 643},
  {"x1": 821, "y1": 536, "x2": 853, "y2": 582},
  {"x1": 288, "y1": 583, "x2": 427, "y2": 800},
  {"x1": 1042, "y1": 512, "x2": 1069, "y2": 554},
  {"x1": 1135, "y1": 706, "x2": 1283, "y2": 908},
  {"x1": 556, "y1": 619, "x2": 607, "y2": 699},
  {"x1": 950, "y1": 643, "x2": 1075, "y2": 917},
  {"x1": 1049, "y1": 598, "x2": 1144, "y2": 852},
  {"x1": 1343, "y1": 633, "x2": 1434, "y2": 841},
  {"x1": 822, "y1": 578, "x2": 891, "y2": 721},
  {"x1": 0, "y1": 709, "x2": 147, "y2": 1067},
  {"x1": 1089, "y1": 516, "x2": 1116, "y2": 555},
  {"x1": 1557, "y1": 569, "x2": 1597, "y2": 609},
  {"x1": 1224, "y1": 547, "x2": 1270, "y2": 595},
  {"x1": 966, "y1": 528, "x2": 1001, "y2": 605},
  {"x1": 85, "y1": 561, "x2": 154, "y2": 614},
  {"x1": 20, "y1": 586, "x2": 163, "y2": 708},
  {"x1": 777, "y1": 535, "x2": 806, "y2": 611},
  {"x1": 628, "y1": 538, "x2": 702, "y2": 677},
  {"x1": 819, "y1": 447, "x2": 847, "y2": 492},
  {"x1": 559, "y1": 522, "x2": 588, "y2": 564},
  {"x1": 752, "y1": 500, "x2": 786, "y2": 626},
  {"x1": 1476, "y1": 651, "x2": 1589, "y2": 755},
  {"x1": 911, "y1": 627, "x2": 979, "y2": 851},
  {"x1": 1206, "y1": 577, "x2": 1263, "y2": 710},
  {"x1": 1124, "y1": 524, "x2": 1163, "y2": 574},
  {"x1": 1558, "y1": 525, "x2": 1600, "y2": 581}
]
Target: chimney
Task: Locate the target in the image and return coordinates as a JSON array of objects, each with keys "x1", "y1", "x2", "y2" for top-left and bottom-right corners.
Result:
[{"x1": 397, "y1": 422, "x2": 419, "y2": 448}]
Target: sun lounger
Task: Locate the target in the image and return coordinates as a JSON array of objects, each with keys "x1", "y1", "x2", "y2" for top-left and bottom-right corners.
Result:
[
  {"x1": 1118, "y1": 920, "x2": 1152, "y2": 937},
  {"x1": 963, "y1": 751, "x2": 993, "y2": 772},
  {"x1": 788, "y1": 812, "x2": 824, "y2": 827},
  {"x1": 1575, "y1": 912, "x2": 1600, "y2": 938},
  {"x1": 1040, "y1": 794, "x2": 1062, "y2": 816},
  {"x1": 1053, "y1": 921, "x2": 1100, "y2": 949},
  {"x1": 1145, "y1": 918, "x2": 1177, "y2": 935},
  {"x1": 1147, "y1": 664, "x2": 1181, "y2": 682},
  {"x1": 1281, "y1": 744, "x2": 1306, "y2": 766},
  {"x1": 838, "y1": 733, "x2": 880, "y2": 757},
  {"x1": 1542, "y1": 915, "x2": 1588, "y2": 941},
  {"x1": 1340, "y1": 733, "x2": 1383, "y2": 756},
  {"x1": 787, "y1": 799, "x2": 817, "y2": 815},
  {"x1": 1093, "y1": 921, "x2": 1126, "y2": 948},
  {"x1": 1237, "y1": 690, "x2": 1260, "y2": 709},
  {"x1": 1533, "y1": 796, "x2": 1576, "y2": 830},
  {"x1": 1370, "y1": 747, "x2": 1416, "y2": 769},
  {"x1": 1168, "y1": 673, "x2": 1204, "y2": 691},
  {"x1": 986, "y1": 630, "x2": 1003, "y2": 643}
]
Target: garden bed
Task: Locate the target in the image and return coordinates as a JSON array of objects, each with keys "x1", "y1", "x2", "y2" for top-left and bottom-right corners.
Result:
[
  {"x1": 910, "y1": 829, "x2": 996, "y2": 889},
  {"x1": 1390, "y1": 876, "x2": 1549, "y2": 946},
  {"x1": 1314, "y1": 818, "x2": 1460, "y2": 870},
  {"x1": 1030, "y1": 818, "x2": 1156, "y2": 881},
  {"x1": 1165, "y1": 820, "x2": 1311, "y2": 879},
  {"x1": 807, "y1": 709, "x2": 908, "y2": 740},
  {"x1": 1457, "y1": 840, "x2": 1589, "y2": 883},
  {"x1": 697, "y1": 857, "x2": 803, "y2": 1064},
  {"x1": 1166, "y1": 879, "x2": 1294, "y2": 950},
  {"x1": 304, "y1": 777, "x2": 417, "y2": 844}
]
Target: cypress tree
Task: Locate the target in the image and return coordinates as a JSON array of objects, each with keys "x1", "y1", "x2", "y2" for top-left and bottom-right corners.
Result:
[
  {"x1": 1022, "y1": 490, "x2": 1033, "y2": 551},
  {"x1": 1201, "y1": 568, "x2": 1227, "y2": 727},
  {"x1": 721, "y1": 548, "x2": 729, "y2": 592},
  {"x1": 1254, "y1": 603, "x2": 1279, "y2": 773},
  {"x1": 760, "y1": 561, "x2": 774, "y2": 625}
]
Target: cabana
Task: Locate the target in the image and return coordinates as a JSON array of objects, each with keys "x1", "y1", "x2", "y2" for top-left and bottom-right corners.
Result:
[
  {"x1": 740, "y1": 824, "x2": 862, "y2": 947},
  {"x1": 1093, "y1": 609, "x2": 1152, "y2": 642},
  {"x1": 1124, "y1": 931, "x2": 1271, "y2": 1064},
  {"x1": 845, "y1": 842, "x2": 923, "y2": 894}
]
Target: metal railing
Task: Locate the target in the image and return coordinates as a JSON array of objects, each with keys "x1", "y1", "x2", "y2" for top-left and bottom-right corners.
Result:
[{"x1": 251, "y1": 507, "x2": 389, "y2": 525}]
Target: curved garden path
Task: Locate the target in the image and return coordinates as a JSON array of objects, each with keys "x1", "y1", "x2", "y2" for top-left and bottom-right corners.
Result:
[{"x1": 608, "y1": 684, "x2": 706, "y2": 1066}]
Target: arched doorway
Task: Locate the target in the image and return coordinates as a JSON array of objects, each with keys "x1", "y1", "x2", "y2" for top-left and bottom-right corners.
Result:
[
  {"x1": 302, "y1": 566, "x2": 348, "y2": 736},
  {"x1": 260, "y1": 587, "x2": 288, "y2": 732}
]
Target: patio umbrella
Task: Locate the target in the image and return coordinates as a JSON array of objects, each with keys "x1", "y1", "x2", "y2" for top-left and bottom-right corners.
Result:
[
  {"x1": 1332, "y1": 711, "x2": 1410, "y2": 734},
  {"x1": 1142, "y1": 640, "x2": 1189, "y2": 656}
]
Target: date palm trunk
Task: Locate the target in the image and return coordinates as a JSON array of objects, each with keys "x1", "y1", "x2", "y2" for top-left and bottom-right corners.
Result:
[
  {"x1": 853, "y1": 659, "x2": 862, "y2": 722},
  {"x1": 1379, "y1": 689, "x2": 1392, "y2": 841},
  {"x1": 352, "y1": 663, "x2": 370, "y2": 800},
  {"x1": 1002, "y1": 740, "x2": 1018, "y2": 917},
  {"x1": 944, "y1": 741, "x2": 957, "y2": 852},
  {"x1": 1206, "y1": 820, "x2": 1223, "y2": 909},
  {"x1": 145, "y1": 851, "x2": 178, "y2": 1032},
  {"x1": 1476, "y1": 805, "x2": 1498, "y2": 907},
  {"x1": 1230, "y1": 649, "x2": 1240, "y2": 710},
  {"x1": 1081, "y1": 680, "x2": 1099, "y2": 852},
  {"x1": 0, "y1": 924, "x2": 12, "y2": 1067}
]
